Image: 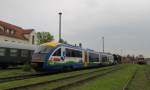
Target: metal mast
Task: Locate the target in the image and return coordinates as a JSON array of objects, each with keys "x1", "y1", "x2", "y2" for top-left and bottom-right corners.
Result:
[
  {"x1": 58, "y1": 12, "x2": 62, "y2": 42},
  {"x1": 102, "y1": 36, "x2": 104, "y2": 52}
]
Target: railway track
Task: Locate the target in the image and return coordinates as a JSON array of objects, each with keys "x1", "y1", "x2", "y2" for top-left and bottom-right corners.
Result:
[
  {"x1": 52, "y1": 67, "x2": 122, "y2": 90},
  {"x1": 0, "y1": 72, "x2": 50, "y2": 83},
  {"x1": 5, "y1": 65, "x2": 122, "y2": 90},
  {"x1": 0, "y1": 65, "x2": 112, "y2": 83},
  {"x1": 0, "y1": 69, "x2": 76, "y2": 83},
  {"x1": 144, "y1": 68, "x2": 150, "y2": 81},
  {"x1": 122, "y1": 69, "x2": 138, "y2": 90},
  {"x1": 0, "y1": 67, "x2": 21, "y2": 70},
  {"x1": 0, "y1": 67, "x2": 22, "y2": 72}
]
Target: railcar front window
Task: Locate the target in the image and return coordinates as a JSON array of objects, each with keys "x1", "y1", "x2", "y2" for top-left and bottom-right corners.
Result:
[
  {"x1": 53, "y1": 48, "x2": 61, "y2": 56},
  {"x1": 34, "y1": 46, "x2": 53, "y2": 53}
]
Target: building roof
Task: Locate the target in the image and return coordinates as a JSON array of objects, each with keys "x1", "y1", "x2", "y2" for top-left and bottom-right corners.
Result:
[{"x1": 0, "y1": 20, "x2": 34, "y2": 40}]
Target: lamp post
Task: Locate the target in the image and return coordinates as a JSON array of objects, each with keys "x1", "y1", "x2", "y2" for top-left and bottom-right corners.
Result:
[{"x1": 58, "y1": 12, "x2": 62, "y2": 42}]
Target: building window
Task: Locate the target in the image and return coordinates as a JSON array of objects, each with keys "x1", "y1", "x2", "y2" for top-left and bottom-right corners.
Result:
[
  {"x1": 10, "y1": 30, "x2": 15, "y2": 35},
  {"x1": 9, "y1": 29, "x2": 11, "y2": 34},
  {"x1": 21, "y1": 50, "x2": 28, "y2": 57},
  {"x1": 10, "y1": 49, "x2": 18, "y2": 56},
  {"x1": 32, "y1": 35, "x2": 35, "y2": 44},
  {"x1": 0, "y1": 26, "x2": 4, "y2": 32},
  {"x1": 6, "y1": 29, "x2": 10, "y2": 34},
  {"x1": 0, "y1": 48, "x2": 5, "y2": 56}
]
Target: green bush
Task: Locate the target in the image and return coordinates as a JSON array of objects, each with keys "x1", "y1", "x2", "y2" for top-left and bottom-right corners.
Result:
[{"x1": 22, "y1": 64, "x2": 32, "y2": 71}]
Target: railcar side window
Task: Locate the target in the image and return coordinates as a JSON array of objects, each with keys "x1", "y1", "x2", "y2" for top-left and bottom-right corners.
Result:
[
  {"x1": 53, "y1": 48, "x2": 61, "y2": 56},
  {"x1": 66, "y1": 49, "x2": 71, "y2": 57},
  {"x1": 21, "y1": 50, "x2": 28, "y2": 57},
  {"x1": 74, "y1": 50, "x2": 82, "y2": 57},
  {"x1": 0, "y1": 48, "x2": 5, "y2": 56},
  {"x1": 102, "y1": 56, "x2": 107, "y2": 62},
  {"x1": 66, "y1": 49, "x2": 82, "y2": 58},
  {"x1": 10, "y1": 49, "x2": 18, "y2": 56},
  {"x1": 89, "y1": 53, "x2": 99, "y2": 62}
]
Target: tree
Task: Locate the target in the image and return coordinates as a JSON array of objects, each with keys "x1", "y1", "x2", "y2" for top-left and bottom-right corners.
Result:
[
  {"x1": 127, "y1": 54, "x2": 131, "y2": 59},
  {"x1": 59, "y1": 38, "x2": 68, "y2": 44},
  {"x1": 37, "y1": 32, "x2": 54, "y2": 44},
  {"x1": 138, "y1": 54, "x2": 144, "y2": 59}
]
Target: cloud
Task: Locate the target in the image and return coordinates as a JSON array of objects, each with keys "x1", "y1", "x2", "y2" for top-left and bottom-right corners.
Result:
[{"x1": 0, "y1": 0, "x2": 150, "y2": 57}]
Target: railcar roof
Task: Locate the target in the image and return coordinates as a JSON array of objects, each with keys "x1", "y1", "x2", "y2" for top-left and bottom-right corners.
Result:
[
  {"x1": 41, "y1": 41, "x2": 83, "y2": 50},
  {"x1": 41, "y1": 41, "x2": 60, "y2": 47},
  {"x1": 0, "y1": 42, "x2": 37, "y2": 50},
  {"x1": 100, "y1": 52, "x2": 113, "y2": 55},
  {"x1": 59, "y1": 44, "x2": 83, "y2": 50}
]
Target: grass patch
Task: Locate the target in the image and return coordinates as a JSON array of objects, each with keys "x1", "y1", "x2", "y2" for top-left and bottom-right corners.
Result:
[
  {"x1": 127, "y1": 65, "x2": 150, "y2": 90},
  {"x1": 0, "y1": 69, "x2": 34, "y2": 78},
  {"x1": 68, "y1": 64, "x2": 139, "y2": 90},
  {"x1": 22, "y1": 64, "x2": 32, "y2": 71},
  {"x1": 33, "y1": 66, "x2": 120, "y2": 90},
  {"x1": 0, "y1": 65, "x2": 117, "y2": 90},
  {"x1": 145, "y1": 65, "x2": 150, "y2": 81}
]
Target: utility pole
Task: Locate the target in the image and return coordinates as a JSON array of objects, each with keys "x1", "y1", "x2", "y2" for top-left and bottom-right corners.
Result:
[
  {"x1": 58, "y1": 12, "x2": 62, "y2": 43},
  {"x1": 102, "y1": 36, "x2": 104, "y2": 52},
  {"x1": 121, "y1": 49, "x2": 123, "y2": 56}
]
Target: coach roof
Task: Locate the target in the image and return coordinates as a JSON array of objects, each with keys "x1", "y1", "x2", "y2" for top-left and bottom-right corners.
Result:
[{"x1": 0, "y1": 42, "x2": 37, "y2": 50}]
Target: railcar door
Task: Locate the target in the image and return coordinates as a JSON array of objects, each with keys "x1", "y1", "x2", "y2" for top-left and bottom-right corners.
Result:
[{"x1": 84, "y1": 51, "x2": 88, "y2": 66}]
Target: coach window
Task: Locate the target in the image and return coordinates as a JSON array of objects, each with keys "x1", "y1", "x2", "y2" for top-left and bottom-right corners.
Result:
[
  {"x1": 53, "y1": 48, "x2": 61, "y2": 56},
  {"x1": 0, "y1": 48, "x2": 5, "y2": 56},
  {"x1": 30, "y1": 51, "x2": 34, "y2": 56},
  {"x1": 10, "y1": 49, "x2": 18, "y2": 56},
  {"x1": 21, "y1": 50, "x2": 28, "y2": 57}
]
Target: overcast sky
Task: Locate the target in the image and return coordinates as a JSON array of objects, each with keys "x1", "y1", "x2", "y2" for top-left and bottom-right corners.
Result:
[{"x1": 0, "y1": 0, "x2": 150, "y2": 57}]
